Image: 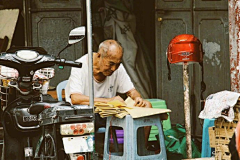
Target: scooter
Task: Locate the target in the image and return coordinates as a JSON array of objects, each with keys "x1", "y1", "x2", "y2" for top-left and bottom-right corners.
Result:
[{"x1": 0, "y1": 26, "x2": 95, "y2": 160}]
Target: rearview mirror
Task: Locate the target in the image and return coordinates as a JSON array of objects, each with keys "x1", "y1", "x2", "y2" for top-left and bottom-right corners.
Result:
[
  {"x1": 57, "y1": 26, "x2": 86, "y2": 57},
  {"x1": 68, "y1": 27, "x2": 85, "y2": 45}
]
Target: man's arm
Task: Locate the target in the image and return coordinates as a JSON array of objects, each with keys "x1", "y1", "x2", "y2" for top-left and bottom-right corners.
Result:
[
  {"x1": 71, "y1": 93, "x2": 125, "y2": 105},
  {"x1": 126, "y1": 89, "x2": 152, "y2": 108}
]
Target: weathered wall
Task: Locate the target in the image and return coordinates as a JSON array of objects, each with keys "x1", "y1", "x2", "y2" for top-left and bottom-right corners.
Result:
[{"x1": 229, "y1": 0, "x2": 240, "y2": 92}]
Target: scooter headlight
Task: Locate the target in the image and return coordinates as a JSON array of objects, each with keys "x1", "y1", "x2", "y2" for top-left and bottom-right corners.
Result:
[{"x1": 16, "y1": 50, "x2": 38, "y2": 60}]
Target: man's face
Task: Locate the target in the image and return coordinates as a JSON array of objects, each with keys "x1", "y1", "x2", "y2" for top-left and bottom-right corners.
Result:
[{"x1": 99, "y1": 46, "x2": 123, "y2": 76}]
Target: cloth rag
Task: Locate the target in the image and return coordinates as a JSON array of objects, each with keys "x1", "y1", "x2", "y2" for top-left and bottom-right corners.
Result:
[{"x1": 199, "y1": 90, "x2": 240, "y2": 122}]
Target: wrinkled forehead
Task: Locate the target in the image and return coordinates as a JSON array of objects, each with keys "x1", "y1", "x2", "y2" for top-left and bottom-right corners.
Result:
[{"x1": 103, "y1": 54, "x2": 122, "y2": 65}]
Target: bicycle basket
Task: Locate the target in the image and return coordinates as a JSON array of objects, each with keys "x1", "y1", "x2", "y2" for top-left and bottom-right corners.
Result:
[{"x1": 37, "y1": 68, "x2": 55, "y2": 79}]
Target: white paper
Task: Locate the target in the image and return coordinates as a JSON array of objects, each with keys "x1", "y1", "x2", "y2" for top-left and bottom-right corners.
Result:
[{"x1": 62, "y1": 136, "x2": 89, "y2": 153}]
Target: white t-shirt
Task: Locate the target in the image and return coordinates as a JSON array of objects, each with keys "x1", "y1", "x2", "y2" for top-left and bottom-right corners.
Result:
[{"x1": 65, "y1": 54, "x2": 134, "y2": 103}]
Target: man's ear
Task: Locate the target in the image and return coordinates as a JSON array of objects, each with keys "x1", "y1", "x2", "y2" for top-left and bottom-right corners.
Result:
[{"x1": 96, "y1": 52, "x2": 101, "y2": 58}]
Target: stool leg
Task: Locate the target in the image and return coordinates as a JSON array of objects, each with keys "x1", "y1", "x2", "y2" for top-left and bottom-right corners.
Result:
[
  {"x1": 158, "y1": 118, "x2": 167, "y2": 159},
  {"x1": 137, "y1": 127, "x2": 154, "y2": 156},
  {"x1": 111, "y1": 127, "x2": 119, "y2": 152},
  {"x1": 103, "y1": 118, "x2": 110, "y2": 159}
]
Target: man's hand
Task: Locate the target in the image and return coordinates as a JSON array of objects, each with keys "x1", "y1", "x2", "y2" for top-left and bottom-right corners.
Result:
[
  {"x1": 134, "y1": 97, "x2": 152, "y2": 108},
  {"x1": 144, "y1": 100, "x2": 152, "y2": 108},
  {"x1": 134, "y1": 97, "x2": 144, "y2": 107}
]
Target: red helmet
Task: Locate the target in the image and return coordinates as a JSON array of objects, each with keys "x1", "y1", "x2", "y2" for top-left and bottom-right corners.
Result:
[{"x1": 167, "y1": 34, "x2": 203, "y2": 64}]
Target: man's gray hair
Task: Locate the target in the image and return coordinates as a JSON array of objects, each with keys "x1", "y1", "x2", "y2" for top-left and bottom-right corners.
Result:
[{"x1": 98, "y1": 40, "x2": 123, "y2": 57}]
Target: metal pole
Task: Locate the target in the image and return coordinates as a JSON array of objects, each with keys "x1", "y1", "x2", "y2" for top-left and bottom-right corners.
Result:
[
  {"x1": 86, "y1": 1, "x2": 96, "y2": 157},
  {"x1": 86, "y1": 0, "x2": 94, "y2": 110},
  {"x1": 183, "y1": 63, "x2": 192, "y2": 158}
]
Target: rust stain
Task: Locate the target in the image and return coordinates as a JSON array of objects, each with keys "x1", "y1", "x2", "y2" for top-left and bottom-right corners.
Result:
[{"x1": 229, "y1": 0, "x2": 240, "y2": 92}]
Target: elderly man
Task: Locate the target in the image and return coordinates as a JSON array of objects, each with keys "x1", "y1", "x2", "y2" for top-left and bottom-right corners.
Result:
[
  {"x1": 65, "y1": 39, "x2": 151, "y2": 108},
  {"x1": 65, "y1": 40, "x2": 152, "y2": 154}
]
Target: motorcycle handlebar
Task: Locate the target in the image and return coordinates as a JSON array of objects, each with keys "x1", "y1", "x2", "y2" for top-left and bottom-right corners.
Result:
[{"x1": 55, "y1": 59, "x2": 82, "y2": 68}]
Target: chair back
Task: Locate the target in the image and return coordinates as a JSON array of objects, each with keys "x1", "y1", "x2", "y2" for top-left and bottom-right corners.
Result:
[{"x1": 56, "y1": 80, "x2": 68, "y2": 101}]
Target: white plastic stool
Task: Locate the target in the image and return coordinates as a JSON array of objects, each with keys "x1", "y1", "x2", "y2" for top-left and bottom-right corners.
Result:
[{"x1": 103, "y1": 115, "x2": 167, "y2": 160}]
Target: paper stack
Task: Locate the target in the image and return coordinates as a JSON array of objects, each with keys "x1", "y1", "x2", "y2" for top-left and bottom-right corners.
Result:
[
  {"x1": 94, "y1": 97, "x2": 171, "y2": 119},
  {"x1": 94, "y1": 100, "x2": 131, "y2": 118}
]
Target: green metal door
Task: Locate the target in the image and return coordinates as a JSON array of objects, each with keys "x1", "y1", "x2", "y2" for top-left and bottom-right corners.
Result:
[
  {"x1": 155, "y1": 0, "x2": 229, "y2": 135},
  {"x1": 24, "y1": 0, "x2": 85, "y2": 87}
]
